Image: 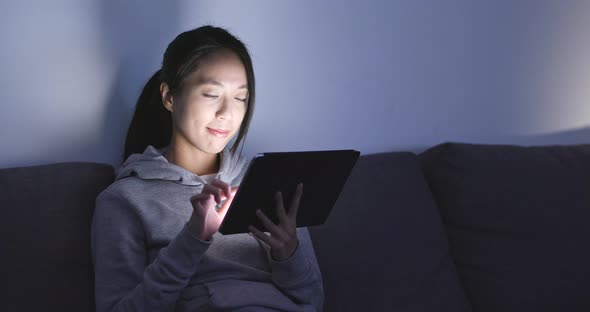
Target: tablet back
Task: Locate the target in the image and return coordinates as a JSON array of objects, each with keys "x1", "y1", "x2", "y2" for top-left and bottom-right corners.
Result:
[{"x1": 219, "y1": 150, "x2": 360, "y2": 234}]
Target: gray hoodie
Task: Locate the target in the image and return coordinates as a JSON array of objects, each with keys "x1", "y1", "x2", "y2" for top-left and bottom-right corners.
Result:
[{"x1": 91, "y1": 145, "x2": 324, "y2": 312}]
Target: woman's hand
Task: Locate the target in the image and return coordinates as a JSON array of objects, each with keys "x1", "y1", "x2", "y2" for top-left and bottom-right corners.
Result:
[
  {"x1": 249, "y1": 183, "x2": 303, "y2": 261},
  {"x1": 188, "y1": 179, "x2": 237, "y2": 241}
]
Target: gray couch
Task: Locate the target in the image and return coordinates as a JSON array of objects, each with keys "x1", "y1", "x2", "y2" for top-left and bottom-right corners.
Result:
[{"x1": 2, "y1": 142, "x2": 589, "y2": 311}]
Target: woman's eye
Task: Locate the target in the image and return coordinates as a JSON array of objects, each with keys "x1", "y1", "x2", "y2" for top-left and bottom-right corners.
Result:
[
  {"x1": 235, "y1": 97, "x2": 247, "y2": 103},
  {"x1": 203, "y1": 94, "x2": 218, "y2": 99}
]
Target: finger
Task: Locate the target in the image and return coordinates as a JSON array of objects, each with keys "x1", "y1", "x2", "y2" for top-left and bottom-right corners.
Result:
[
  {"x1": 202, "y1": 184, "x2": 225, "y2": 204},
  {"x1": 214, "y1": 187, "x2": 239, "y2": 223},
  {"x1": 217, "y1": 190, "x2": 236, "y2": 219},
  {"x1": 211, "y1": 179, "x2": 232, "y2": 200},
  {"x1": 191, "y1": 193, "x2": 215, "y2": 213},
  {"x1": 256, "y1": 209, "x2": 285, "y2": 238},
  {"x1": 248, "y1": 225, "x2": 281, "y2": 248},
  {"x1": 288, "y1": 183, "x2": 303, "y2": 220},
  {"x1": 219, "y1": 187, "x2": 238, "y2": 211},
  {"x1": 275, "y1": 192, "x2": 289, "y2": 225},
  {"x1": 190, "y1": 192, "x2": 212, "y2": 204}
]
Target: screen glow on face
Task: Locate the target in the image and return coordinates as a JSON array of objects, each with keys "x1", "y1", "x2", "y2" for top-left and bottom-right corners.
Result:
[{"x1": 171, "y1": 50, "x2": 248, "y2": 155}]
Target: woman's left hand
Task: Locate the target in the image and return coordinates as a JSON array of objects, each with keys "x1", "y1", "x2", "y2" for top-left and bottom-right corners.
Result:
[{"x1": 249, "y1": 183, "x2": 303, "y2": 261}]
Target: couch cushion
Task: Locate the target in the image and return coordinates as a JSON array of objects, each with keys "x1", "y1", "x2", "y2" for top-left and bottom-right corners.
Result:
[
  {"x1": 309, "y1": 152, "x2": 471, "y2": 312},
  {"x1": 420, "y1": 143, "x2": 590, "y2": 312},
  {"x1": 0, "y1": 162, "x2": 114, "y2": 312}
]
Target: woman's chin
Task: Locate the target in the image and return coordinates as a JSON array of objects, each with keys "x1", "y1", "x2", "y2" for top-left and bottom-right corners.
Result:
[{"x1": 203, "y1": 142, "x2": 229, "y2": 155}]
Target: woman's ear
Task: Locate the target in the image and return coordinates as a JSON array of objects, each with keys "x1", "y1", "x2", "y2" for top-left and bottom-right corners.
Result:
[{"x1": 160, "y1": 82, "x2": 174, "y2": 112}]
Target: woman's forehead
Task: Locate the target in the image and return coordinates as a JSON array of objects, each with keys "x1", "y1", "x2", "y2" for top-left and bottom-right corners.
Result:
[{"x1": 187, "y1": 63, "x2": 248, "y2": 89}]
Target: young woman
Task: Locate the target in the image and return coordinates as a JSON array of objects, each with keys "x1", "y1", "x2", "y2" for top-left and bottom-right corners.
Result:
[{"x1": 91, "y1": 25, "x2": 324, "y2": 312}]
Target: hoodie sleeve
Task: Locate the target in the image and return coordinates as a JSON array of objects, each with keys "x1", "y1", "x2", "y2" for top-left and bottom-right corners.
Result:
[
  {"x1": 91, "y1": 189, "x2": 211, "y2": 312},
  {"x1": 268, "y1": 227, "x2": 325, "y2": 311}
]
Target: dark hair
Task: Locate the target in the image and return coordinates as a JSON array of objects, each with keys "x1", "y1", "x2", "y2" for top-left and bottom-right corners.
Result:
[{"x1": 123, "y1": 25, "x2": 256, "y2": 160}]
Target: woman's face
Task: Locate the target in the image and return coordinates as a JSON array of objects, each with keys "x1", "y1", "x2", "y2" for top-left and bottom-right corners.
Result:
[{"x1": 164, "y1": 50, "x2": 248, "y2": 155}]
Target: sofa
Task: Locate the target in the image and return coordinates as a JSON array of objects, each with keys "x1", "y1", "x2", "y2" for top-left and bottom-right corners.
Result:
[{"x1": 1, "y1": 142, "x2": 589, "y2": 311}]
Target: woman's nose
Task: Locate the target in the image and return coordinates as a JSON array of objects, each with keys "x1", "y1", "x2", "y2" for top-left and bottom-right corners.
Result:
[{"x1": 216, "y1": 97, "x2": 232, "y2": 120}]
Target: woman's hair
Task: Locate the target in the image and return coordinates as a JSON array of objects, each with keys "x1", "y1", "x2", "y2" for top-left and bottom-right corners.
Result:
[{"x1": 123, "y1": 25, "x2": 256, "y2": 160}]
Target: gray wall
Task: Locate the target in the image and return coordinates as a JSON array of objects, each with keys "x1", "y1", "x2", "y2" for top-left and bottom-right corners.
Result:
[{"x1": 1, "y1": 0, "x2": 590, "y2": 168}]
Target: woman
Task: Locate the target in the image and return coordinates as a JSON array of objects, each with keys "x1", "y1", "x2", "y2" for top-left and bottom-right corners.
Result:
[{"x1": 91, "y1": 25, "x2": 324, "y2": 312}]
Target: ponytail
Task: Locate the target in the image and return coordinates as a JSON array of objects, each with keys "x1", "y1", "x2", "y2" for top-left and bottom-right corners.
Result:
[{"x1": 123, "y1": 69, "x2": 172, "y2": 160}]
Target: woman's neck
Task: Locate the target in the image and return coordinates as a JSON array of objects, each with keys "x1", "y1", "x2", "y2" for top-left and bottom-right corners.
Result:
[{"x1": 163, "y1": 140, "x2": 220, "y2": 176}]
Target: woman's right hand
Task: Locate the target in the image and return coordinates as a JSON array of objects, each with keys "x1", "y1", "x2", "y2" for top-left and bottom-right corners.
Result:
[{"x1": 188, "y1": 179, "x2": 237, "y2": 241}]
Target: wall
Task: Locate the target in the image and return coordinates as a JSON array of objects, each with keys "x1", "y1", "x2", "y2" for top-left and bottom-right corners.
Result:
[{"x1": 1, "y1": 0, "x2": 589, "y2": 168}]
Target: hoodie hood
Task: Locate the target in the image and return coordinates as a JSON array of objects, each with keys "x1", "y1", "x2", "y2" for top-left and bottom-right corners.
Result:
[{"x1": 115, "y1": 145, "x2": 247, "y2": 186}]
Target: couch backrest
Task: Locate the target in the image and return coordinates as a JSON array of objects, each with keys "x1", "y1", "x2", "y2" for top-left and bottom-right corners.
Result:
[
  {"x1": 309, "y1": 152, "x2": 471, "y2": 311},
  {"x1": 420, "y1": 142, "x2": 590, "y2": 311},
  {"x1": 0, "y1": 162, "x2": 114, "y2": 312}
]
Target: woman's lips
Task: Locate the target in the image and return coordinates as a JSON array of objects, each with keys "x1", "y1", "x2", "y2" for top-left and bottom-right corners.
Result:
[{"x1": 207, "y1": 128, "x2": 230, "y2": 138}]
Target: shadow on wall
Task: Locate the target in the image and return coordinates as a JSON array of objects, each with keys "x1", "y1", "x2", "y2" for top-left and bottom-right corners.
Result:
[
  {"x1": 394, "y1": 126, "x2": 590, "y2": 156},
  {"x1": 514, "y1": 126, "x2": 590, "y2": 146},
  {"x1": 96, "y1": 1, "x2": 181, "y2": 167},
  {"x1": 241, "y1": 126, "x2": 590, "y2": 160}
]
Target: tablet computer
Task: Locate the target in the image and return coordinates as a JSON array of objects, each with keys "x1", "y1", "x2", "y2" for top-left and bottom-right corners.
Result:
[{"x1": 219, "y1": 149, "x2": 360, "y2": 235}]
